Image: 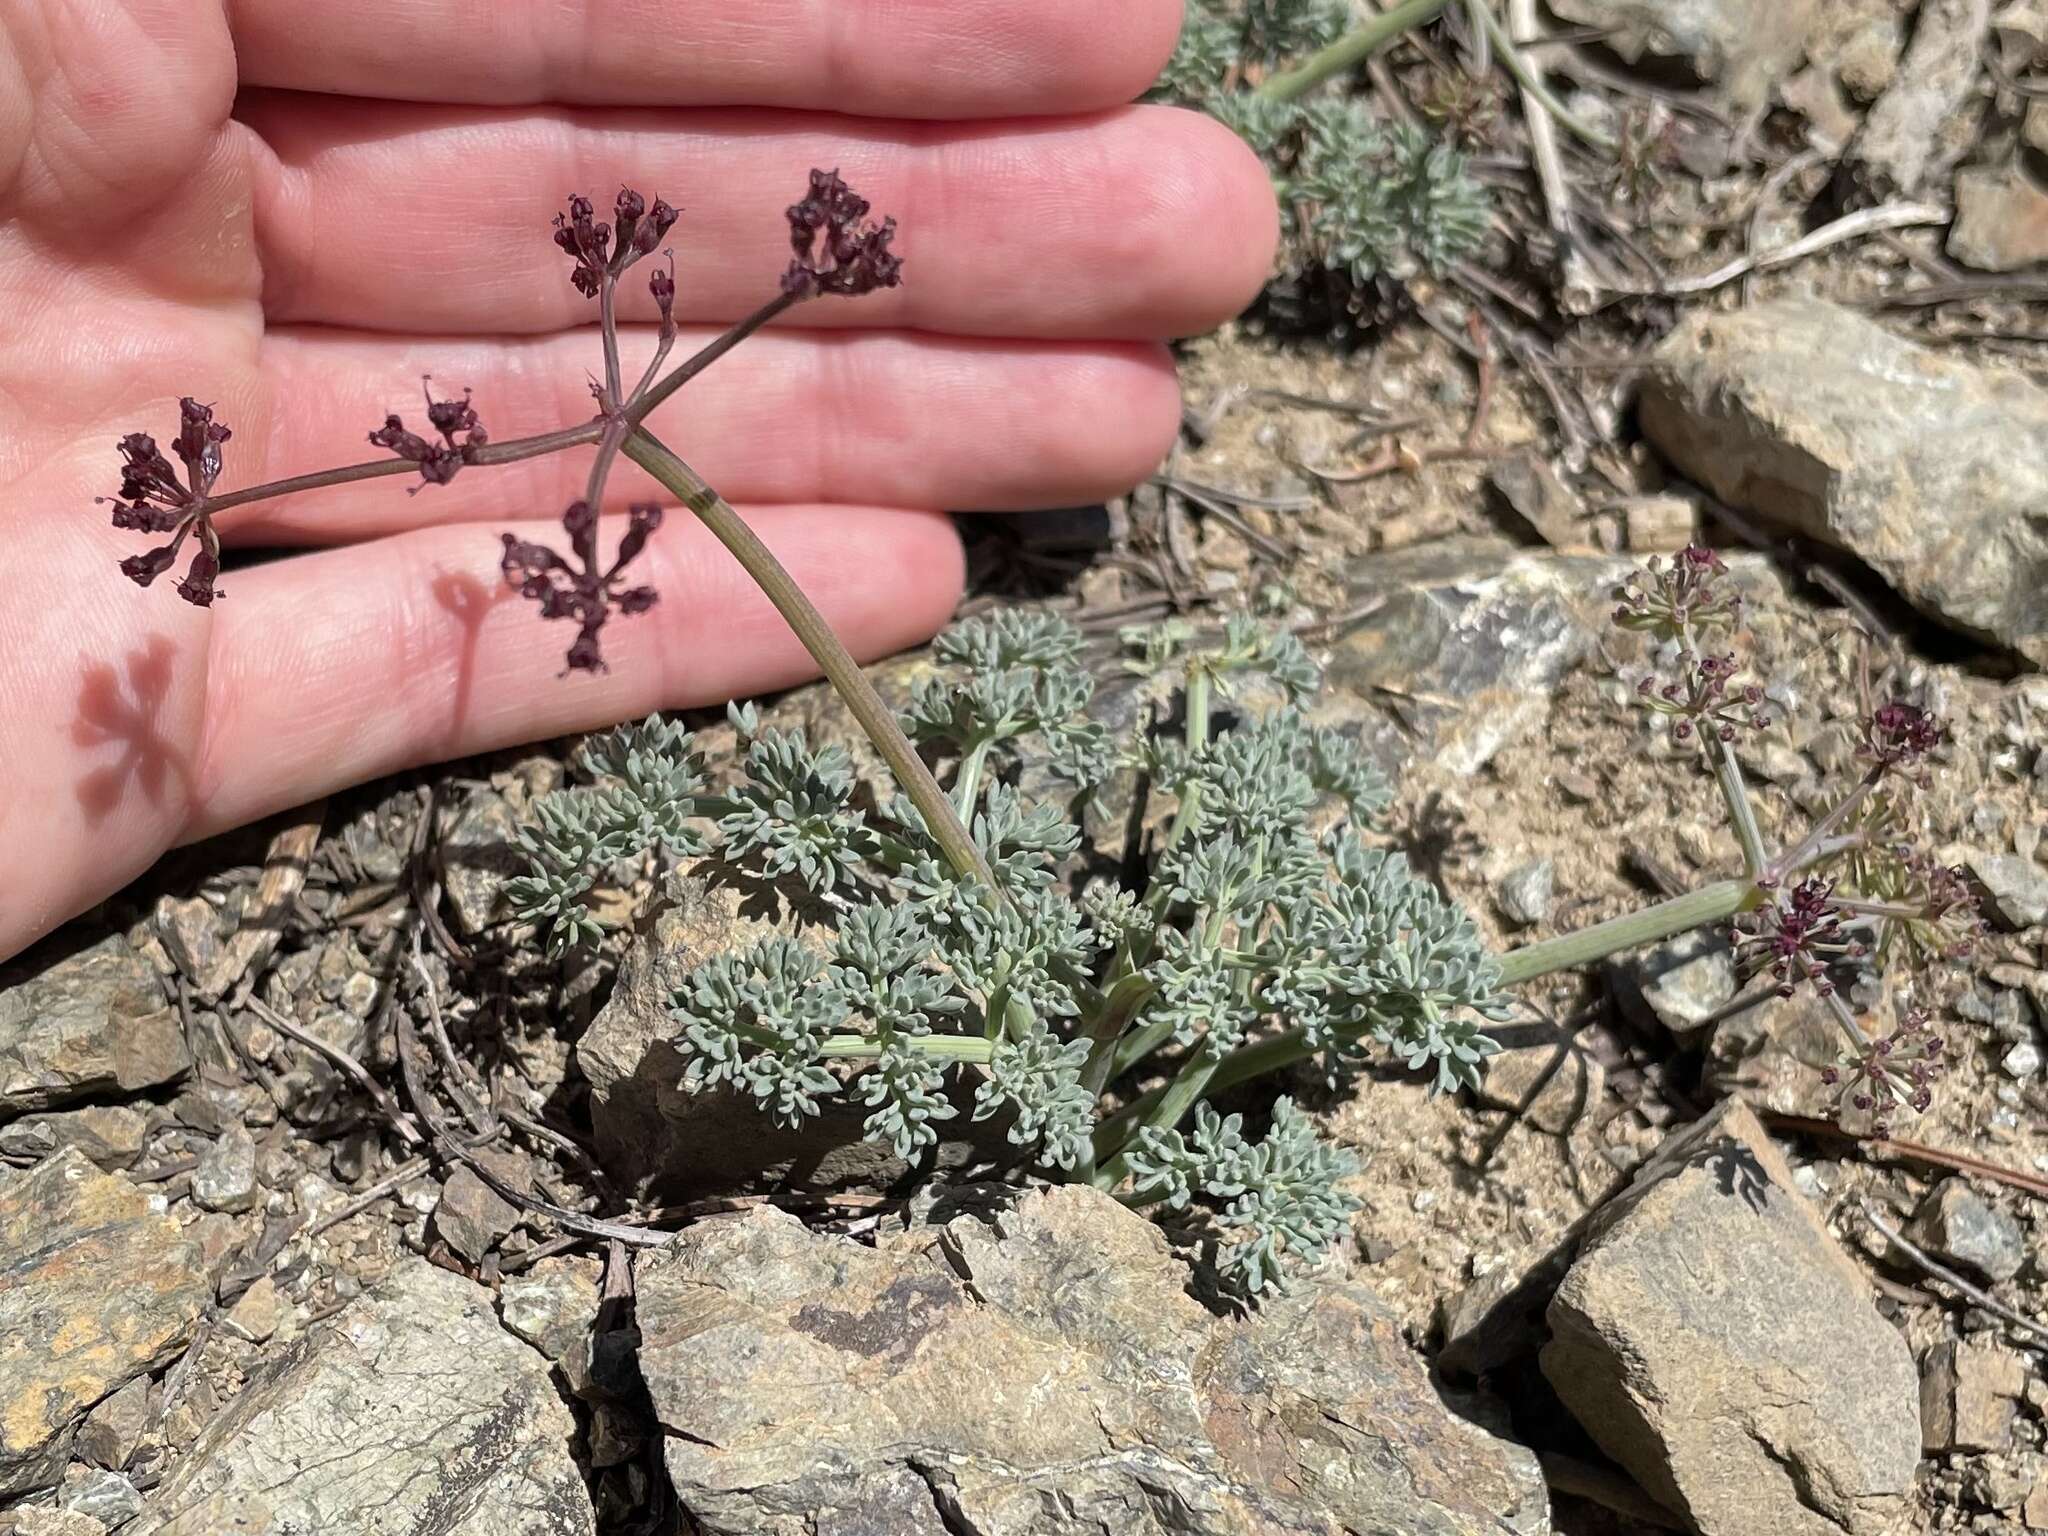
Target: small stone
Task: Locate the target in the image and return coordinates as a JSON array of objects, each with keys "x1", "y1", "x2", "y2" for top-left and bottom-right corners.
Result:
[
  {"x1": 0, "y1": 1150, "x2": 207, "y2": 1496},
  {"x1": 1624, "y1": 930, "x2": 1737, "y2": 1035},
  {"x1": 1921, "y1": 1337, "x2": 2027, "y2": 1453},
  {"x1": 1542, "y1": 1101, "x2": 1920, "y2": 1536},
  {"x1": 1475, "y1": 1040, "x2": 1606, "y2": 1136},
  {"x1": 225, "y1": 1276, "x2": 286, "y2": 1344},
  {"x1": 58, "y1": 1466, "x2": 144, "y2": 1527},
  {"x1": 433, "y1": 1165, "x2": 521, "y2": 1265},
  {"x1": 0, "y1": 934, "x2": 190, "y2": 1115},
  {"x1": 2004, "y1": 1041, "x2": 2043, "y2": 1079},
  {"x1": 1640, "y1": 301, "x2": 2048, "y2": 666},
  {"x1": 499, "y1": 1260, "x2": 601, "y2": 1363},
  {"x1": 1621, "y1": 494, "x2": 1702, "y2": 552},
  {"x1": 15, "y1": 1509, "x2": 109, "y2": 1536},
  {"x1": 1906, "y1": 1179, "x2": 2026, "y2": 1284},
  {"x1": 1948, "y1": 163, "x2": 2048, "y2": 272},
  {"x1": 1494, "y1": 858, "x2": 1556, "y2": 929},
  {"x1": 439, "y1": 791, "x2": 527, "y2": 937},
  {"x1": 1487, "y1": 453, "x2": 1584, "y2": 547},
  {"x1": 191, "y1": 1129, "x2": 258, "y2": 1214},
  {"x1": 137, "y1": 1260, "x2": 593, "y2": 1535},
  {"x1": 2026, "y1": 1477, "x2": 2048, "y2": 1529},
  {"x1": 0, "y1": 1106, "x2": 148, "y2": 1171},
  {"x1": 76, "y1": 1378, "x2": 150, "y2": 1471},
  {"x1": 1964, "y1": 851, "x2": 2048, "y2": 930}
]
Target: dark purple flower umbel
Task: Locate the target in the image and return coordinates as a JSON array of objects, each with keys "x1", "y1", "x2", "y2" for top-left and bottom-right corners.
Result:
[
  {"x1": 369, "y1": 378, "x2": 488, "y2": 488},
  {"x1": 501, "y1": 501, "x2": 664, "y2": 673},
  {"x1": 103, "y1": 397, "x2": 232, "y2": 606},
  {"x1": 554, "y1": 189, "x2": 678, "y2": 299},
  {"x1": 782, "y1": 169, "x2": 902, "y2": 299}
]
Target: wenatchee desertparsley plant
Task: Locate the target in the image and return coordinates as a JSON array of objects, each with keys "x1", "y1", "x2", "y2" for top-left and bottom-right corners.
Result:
[
  {"x1": 102, "y1": 163, "x2": 1980, "y2": 1299},
  {"x1": 505, "y1": 547, "x2": 1985, "y2": 1297},
  {"x1": 1151, "y1": 0, "x2": 1493, "y2": 308}
]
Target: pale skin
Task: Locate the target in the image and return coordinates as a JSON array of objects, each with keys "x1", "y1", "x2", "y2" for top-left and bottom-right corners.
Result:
[{"x1": 0, "y1": 0, "x2": 1279, "y2": 961}]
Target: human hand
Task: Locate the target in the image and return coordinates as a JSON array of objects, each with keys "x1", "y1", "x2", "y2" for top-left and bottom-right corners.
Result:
[{"x1": 0, "y1": 0, "x2": 1276, "y2": 960}]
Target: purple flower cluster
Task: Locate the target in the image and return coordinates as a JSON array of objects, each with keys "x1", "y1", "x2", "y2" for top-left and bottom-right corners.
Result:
[
  {"x1": 553, "y1": 188, "x2": 679, "y2": 300},
  {"x1": 105, "y1": 398, "x2": 232, "y2": 606},
  {"x1": 781, "y1": 169, "x2": 903, "y2": 299},
  {"x1": 1613, "y1": 543, "x2": 1744, "y2": 641},
  {"x1": 1635, "y1": 649, "x2": 1770, "y2": 748},
  {"x1": 1820, "y1": 1008, "x2": 1948, "y2": 1138},
  {"x1": 1734, "y1": 877, "x2": 1864, "y2": 997},
  {"x1": 500, "y1": 501, "x2": 663, "y2": 673},
  {"x1": 369, "y1": 379, "x2": 488, "y2": 488}
]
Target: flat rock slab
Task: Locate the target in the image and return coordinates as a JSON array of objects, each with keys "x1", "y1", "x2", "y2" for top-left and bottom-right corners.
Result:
[
  {"x1": 0, "y1": 934, "x2": 188, "y2": 1116},
  {"x1": 1640, "y1": 300, "x2": 2048, "y2": 666},
  {"x1": 639, "y1": 1184, "x2": 1549, "y2": 1536},
  {"x1": 1542, "y1": 1101, "x2": 1920, "y2": 1536},
  {"x1": 136, "y1": 1259, "x2": 591, "y2": 1536},
  {"x1": 0, "y1": 1149, "x2": 207, "y2": 1496}
]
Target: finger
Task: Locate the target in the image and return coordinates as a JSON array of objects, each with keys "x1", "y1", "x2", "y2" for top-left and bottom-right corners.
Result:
[
  {"x1": 188, "y1": 503, "x2": 964, "y2": 837},
  {"x1": 240, "y1": 98, "x2": 1278, "y2": 341},
  {"x1": 227, "y1": 0, "x2": 1182, "y2": 119},
  {"x1": 219, "y1": 327, "x2": 1179, "y2": 544}
]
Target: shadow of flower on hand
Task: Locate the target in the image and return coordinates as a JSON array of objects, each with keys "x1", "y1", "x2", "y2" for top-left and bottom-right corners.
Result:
[{"x1": 72, "y1": 635, "x2": 195, "y2": 821}]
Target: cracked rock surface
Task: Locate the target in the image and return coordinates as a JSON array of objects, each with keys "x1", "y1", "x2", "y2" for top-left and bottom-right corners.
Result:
[
  {"x1": 637, "y1": 1183, "x2": 1549, "y2": 1535},
  {"x1": 1541, "y1": 1101, "x2": 1920, "y2": 1536},
  {"x1": 0, "y1": 1149, "x2": 208, "y2": 1497},
  {"x1": 133, "y1": 1259, "x2": 591, "y2": 1536}
]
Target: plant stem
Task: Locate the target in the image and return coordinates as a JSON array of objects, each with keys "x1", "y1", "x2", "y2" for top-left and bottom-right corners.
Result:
[
  {"x1": 1766, "y1": 770, "x2": 1879, "y2": 886},
  {"x1": 819, "y1": 1033, "x2": 993, "y2": 1063},
  {"x1": 1496, "y1": 876, "x2": 1757, "y2": 984},
  {"x1": 953, "y1": 738, "x2": 994, "y2": 819},
  {"x1": 599, "y1": 274, "x2": 624, "y2": 406},
  {"x1": 201, "y1": 423, "x2": 606, "y2": 515},
  {"x1": 629, "y1": 291, "x2": 803, "y2": 426},
  {"x1": 620, "y1": 425, "x2": 995, "y2": 891},
  {"x1": 1470, "y1": 1, "x2": 1617, "y2": 151},
  {"x1": 1713, "y1": 740, "x2": 1768, "y2": 879},
  {"x1": 1157, "y1": 664, "x2": 1214, "y2": 862},
  {"x1": 1258, "y1": 0, "x2": 1450, "y2": 102}
]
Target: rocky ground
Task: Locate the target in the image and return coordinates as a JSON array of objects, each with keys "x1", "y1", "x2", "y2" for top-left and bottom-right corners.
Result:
[{"x1": 6, "y1": 2, "x2": 2048, "y2": 1534}]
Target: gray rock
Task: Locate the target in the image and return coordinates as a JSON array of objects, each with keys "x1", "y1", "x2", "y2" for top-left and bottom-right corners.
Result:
[
  {"x1": 1325, "y1": 542, "x2": 1615, "y2": 777},
  {"x1": 1487, "y1": 454, "x2": 1585, "y2": 548},
  {"x1": 1622, "y1": 930, "x2": 1738, "y2": 1036},
  {"x1": 440, "y1": 789, "x2": 526, "y2": 937},
  {"x1": 1474, "y1": 1038, "x2": 1606, "y2": 1137},
  {"x1": 1906, "y1": 1178, "x2": 2026, "y2": 1283},
  {"x1": 638, "y1": 1185, "x2": 1550, "y2": 1536},
  {"x1": 1542, "y1": 1101, "x2": 1920, "y2": 1536},
  {"x1": 0, "y1": 1149, "x2": 207, "y2": 1495},
  {"x1": 190, "y1": 1128, "x2": 258, "y2": 1214},
  {"x1": 59, "y1": 1466, "x2": 144, "y2": 1527},
  {"x1": 1843, "y1": 0, "x2": 1991, "y2": 195},
  {"x1": 0, "y1": 1105, "x2": 147, "y2": 1170},
  {"x1": 134, "y1": 1260, "x2": 592, "y2": 1536},
  {"x1": 76, "y1": 1377, "x2": 151, "y2": 1471},
  {"x1": 1546, "y1": 0, "x2": 1816, "y2": 111},
  {"x1": 0, "y1": 934, "x2": 189, "y2": 1116},
  {"x1": 498, "y1": 1259, "x2": 600, "y2": 1363},
  {"x1": 1496, "y1": 859, "x2": 1556, "y2": 929},
  {"x1": 1640, "y1": 301, "x2": 2048, "y2": 666},
  {"x1": 1920, "y1": 1337, "x2": 2027, "y2": 1452},
  {"x1": 2003, "y1": 1040, "x2": 2043, "y2": 1078},
  {"x1": 1949, "y1": 162, "x2": 2048, "y2": 271},
  {"x1": 432, "y1": 1164, "x2": 521, "y2": 1264},
  {"x1": 14, "y1": 1509, "x2": 109, "y2": 1536},
  {"x1": 1964, "y1": 850, "x2": 2048, "y2": 930}
]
